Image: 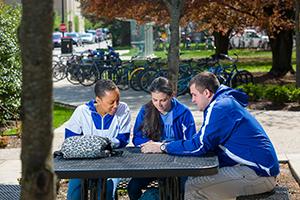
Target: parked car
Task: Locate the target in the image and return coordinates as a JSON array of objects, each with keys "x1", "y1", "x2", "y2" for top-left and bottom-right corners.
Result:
[
  {"x1": 79, "y1": 33, "x2": 95, "y2": 44},
  {"x1": 64, "y1": 32, "x2": 82, "y2": 46},
  {"x1": 86, "y1": 29, "x2": 97, "y2": 40},
  {"x1": 95, "y1": 28, "x2": 104, "y2": 42},
  {"x1": 86, "y1": 29, "x2": 96, "y2": 35},
  {"x1": 230, "y1": 29, "x2": 270, "y2": 50},
  {"x1": 52, "y1": 32, "x2": 62, "y2": 47}
]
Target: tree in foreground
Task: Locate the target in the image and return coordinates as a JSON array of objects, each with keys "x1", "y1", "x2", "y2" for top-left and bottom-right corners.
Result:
[{"x1": 19, "y1": 0, "x2": 56, "y2": 199}]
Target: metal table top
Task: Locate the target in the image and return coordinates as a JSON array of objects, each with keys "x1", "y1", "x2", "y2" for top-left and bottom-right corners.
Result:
[{"x1": 54, "y1": 147, "x2": 219, "y2": 179}]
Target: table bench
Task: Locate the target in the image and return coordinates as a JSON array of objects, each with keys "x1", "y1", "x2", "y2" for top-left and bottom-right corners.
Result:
[
  {"x1": 0, "y1": 179, "x2": 290, "y2": 200},
  {"x1": 0, "y1": 184, "x2": 20, "y2": 200}
]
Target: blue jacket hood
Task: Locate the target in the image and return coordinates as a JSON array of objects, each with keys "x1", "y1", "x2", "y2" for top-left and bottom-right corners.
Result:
[
  {"x1": 86, "y1": 99, "x2": 97, "y2": 112},
  {"x1": 171, "y1": 98, "x2": 191, "y2": 120},
  {"x1": 211, "y1": 85, "x2": 249, "y2": 107}
]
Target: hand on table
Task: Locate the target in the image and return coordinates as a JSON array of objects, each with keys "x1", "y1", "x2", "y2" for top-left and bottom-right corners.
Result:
[{"x1": 141, "y1": 141, "x2": 163, "y2": 153}]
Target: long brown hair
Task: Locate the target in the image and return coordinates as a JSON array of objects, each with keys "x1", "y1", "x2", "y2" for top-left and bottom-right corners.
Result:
[{"x1": 140, "y1": 77, "x2": 173, "y2": 141}]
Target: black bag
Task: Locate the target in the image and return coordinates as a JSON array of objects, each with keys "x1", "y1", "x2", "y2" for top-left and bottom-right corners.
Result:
[{"x1": 58, "y1": 135, "x2": 113, "y2": 159}]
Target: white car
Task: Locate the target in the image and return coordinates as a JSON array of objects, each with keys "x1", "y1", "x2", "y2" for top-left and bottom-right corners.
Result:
[
  {"x1": 79, "y1": 33, "x2": 95, "y2": 44},
  {"x1": 65, "y1": 32, "x2": 83, "y2": 46},
  {"x1": 52, "y1": 32, "x2": 62, "y2": 47},
  {"x1": 230, "y1": 29, "x2": 270, "y2": 50}
]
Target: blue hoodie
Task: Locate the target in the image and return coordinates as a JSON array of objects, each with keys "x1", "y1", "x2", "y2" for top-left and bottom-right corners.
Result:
[
  {"x1": 133, "y1": 98, "x2": 196, "y2": 146},
  {"x1": 165, "y1": 85, "x2": 279, "y2": 177}
]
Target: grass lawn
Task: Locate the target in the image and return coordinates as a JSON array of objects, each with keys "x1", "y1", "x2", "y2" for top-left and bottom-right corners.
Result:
[
  {"x1": 53, "y1": 104, "x2": 74, "y2": 128},
  {"x1": 2, "y1": 104, "x2": 74, "y2": 136}
]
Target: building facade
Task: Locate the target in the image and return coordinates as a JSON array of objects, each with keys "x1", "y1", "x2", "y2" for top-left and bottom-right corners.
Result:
[{"x1": 4, "y1": 0, "x2": 85, "y2": 32}]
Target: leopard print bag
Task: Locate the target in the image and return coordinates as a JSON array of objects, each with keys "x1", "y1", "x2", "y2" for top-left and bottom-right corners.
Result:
[{"x1": 59, "y1": 135, "x2": 113, "y2": 159}]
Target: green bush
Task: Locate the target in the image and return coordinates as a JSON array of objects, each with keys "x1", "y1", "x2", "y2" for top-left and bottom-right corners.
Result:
[
  {"x1": 290, "y1": 88, "x2": 300, "y2": 103},
  {"x1": 237, "y1": 83, "x2": 300, "y2": 105},
  {"x1": 237, "y1": 83, "x2": 264, "y2": 101},
  {"x1": 263, "y1": 85, "x2": 290, "y2": 105},
  {"x1": 0, "y1": 3, "x2": 21, "y2": 125}
]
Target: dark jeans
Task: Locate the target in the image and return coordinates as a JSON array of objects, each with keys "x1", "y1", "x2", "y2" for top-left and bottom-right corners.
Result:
[{"x1": 127, "y1": 177, "x2": 187, "y2": 200}]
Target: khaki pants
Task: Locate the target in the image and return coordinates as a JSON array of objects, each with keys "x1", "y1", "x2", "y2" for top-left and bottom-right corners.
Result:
[{"x1": 185, "y1": 165, "x2": 276, "y2": 200}]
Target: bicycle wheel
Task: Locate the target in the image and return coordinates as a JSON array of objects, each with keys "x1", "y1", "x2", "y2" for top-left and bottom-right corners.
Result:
[
  {"x1": 100, "y1": 68, "x2": 117, "y2": 82},
  {"x1": 79, "y1": 64, "x2": 100, "y2": 87},
  {"x1": 116, "y1": 68, "x2": 129, "y2": 91},
  {"x1": 66, "y1": 64, "x2": 82, "y2": 85},
  {"x1": 230, "y1": 70, "x2": 254, "y2": 88},
  {"x1": 129, "y1": 67, "x2": 144, "y2": 91},
  {"x1": 177, "y1": 77, "x2": 190, "y2": 96},
  {"x1": 216, "y1": 73, "x2": 227, "y2": 85},
  {"x1": 156, "y1": 69, "x2": 168, "y2": 78},
  {"x1": 52, "y1": 61, "x2": 67, "y2": 82},
  {"x1": 139, "y1": 69, "x2": 159, "y2": 93}
]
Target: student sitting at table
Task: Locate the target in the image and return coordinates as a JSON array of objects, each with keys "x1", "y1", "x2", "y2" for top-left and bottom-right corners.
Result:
[
  {"x1": 141, "y1": 72, "x2": 279, "y2": 200},
  {"x1": 127, "y1": 77, "x2": 196, "y2": 200},
  {"x1": 64, "y1": 79, "x2": 131, "y2": 200}
]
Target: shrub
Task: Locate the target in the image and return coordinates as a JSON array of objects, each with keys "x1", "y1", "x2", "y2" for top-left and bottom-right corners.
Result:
[
  {"x1": 237, "y1": 83, "x2": 264, "y2": 101},
  {"x1": 264, "y1": 85, "x2": 290, "y2": 105},
  {"x1": 237, "y1": 83, "x2": 300, "y2": 105},
  {"x1": 0, "y1": 3, "x2": 21, "y2": 126},
  {"x1": 290, "y1": 88, "x2": 300, "y2": 103}
]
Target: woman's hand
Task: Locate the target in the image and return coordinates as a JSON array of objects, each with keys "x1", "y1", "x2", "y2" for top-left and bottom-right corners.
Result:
[{"x1": 141, "y1": 141, "x2": 163, "y2": 153}]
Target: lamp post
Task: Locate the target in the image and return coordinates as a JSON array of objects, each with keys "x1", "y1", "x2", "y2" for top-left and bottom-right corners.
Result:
[{"x1": 61, "y1": 0, "x2": 65, "y2": 36}]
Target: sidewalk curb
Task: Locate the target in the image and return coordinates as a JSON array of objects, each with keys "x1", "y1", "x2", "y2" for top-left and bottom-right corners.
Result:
[
  {"x1": 289, "y1": 161, "x2": 300, "y2": 186},
  {"x1": 54, "y1": 101, "x2": 76, "y2": 109}
]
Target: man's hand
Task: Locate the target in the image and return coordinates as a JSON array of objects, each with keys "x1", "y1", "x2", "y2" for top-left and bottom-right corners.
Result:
[{"x1": 141, "y1": 141, "x2": 163, "y2": 153}]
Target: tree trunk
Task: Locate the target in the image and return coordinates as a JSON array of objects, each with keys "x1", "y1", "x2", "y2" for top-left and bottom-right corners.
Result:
[
  {"x1": 19, "y1": 1, "x2": 56, "y2": 199},
  {"x1": 164, "y1": 0, "x2": 184, "y2": 94},
  {"x1": 269, "y1": 29, "x2": 294, "y2": 77},
  {"x1": 213, "y1": 31, "x2": 231, "y2": 55},
  {"x1": 296, "y1": 0, "x2": 300, "y2": 88}
]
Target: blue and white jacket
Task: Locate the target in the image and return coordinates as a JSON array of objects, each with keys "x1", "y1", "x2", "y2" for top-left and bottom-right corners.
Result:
[
  {"x1": 65, "y1": 100, "x2": 131, "y2": 148},
  {"x1": 165, "y1": 85, "x2": 279, "y2": 177},
  {"x1": 133, "y1": 98, "x2": 196, "y2": 146}
]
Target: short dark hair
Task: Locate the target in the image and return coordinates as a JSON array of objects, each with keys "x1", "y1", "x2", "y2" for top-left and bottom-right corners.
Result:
[
  {"x1": 189, "y1": 72, "x2": 220, "y2": 93},
  {"x1": 94, "y1": 79, "x2": 118, "y2": 97}
]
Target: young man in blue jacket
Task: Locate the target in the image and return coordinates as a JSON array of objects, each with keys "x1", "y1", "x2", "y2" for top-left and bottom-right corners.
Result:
[{"x1": 142, "y1": 72, "x2": 279, "y2": 199}]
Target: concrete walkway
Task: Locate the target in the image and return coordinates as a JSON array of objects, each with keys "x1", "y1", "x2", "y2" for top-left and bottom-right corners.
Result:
[{"x1": 1, "y1": 79, "x2": 300, "y2": 185}]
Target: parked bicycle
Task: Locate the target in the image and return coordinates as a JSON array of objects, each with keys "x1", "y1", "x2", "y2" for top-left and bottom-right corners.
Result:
[{"x1": 207, "y1": 53, "x2": 254, "y2": 88}]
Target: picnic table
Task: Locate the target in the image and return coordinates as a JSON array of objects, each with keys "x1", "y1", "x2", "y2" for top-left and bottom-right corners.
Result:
[{"x1": 54, "y1": 147, "x2": 219, "y2": 200}]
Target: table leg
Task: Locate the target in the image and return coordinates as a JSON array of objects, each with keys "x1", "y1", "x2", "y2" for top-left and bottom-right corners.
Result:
[
  {"x1": 90, "y1": 179, "x2": 98, "y2": 200},
  {"x1": 100, "y1": 178, "x2": 107, "y2": 200},
  {"x1": 159, "y1": 177, "x2": 183, "y2": 200},
  {"x1": 159, "y1": 178, "x2": 166, "y2": 200},
  {"x1": 81, "y1": 179, "x2": 88, "y2": 200}
]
